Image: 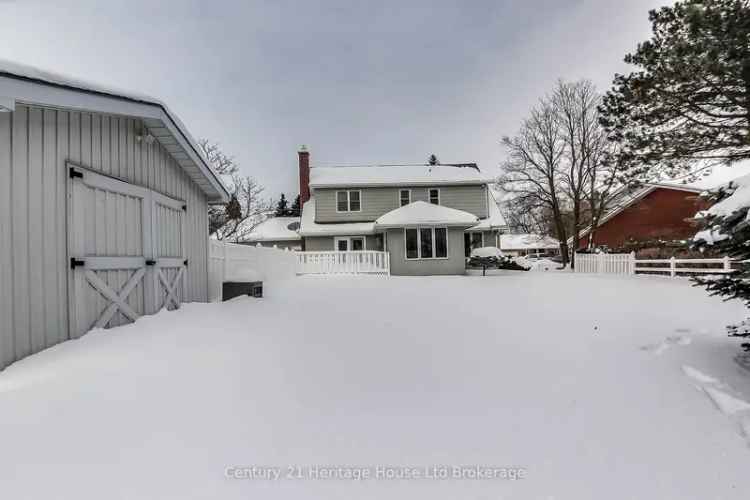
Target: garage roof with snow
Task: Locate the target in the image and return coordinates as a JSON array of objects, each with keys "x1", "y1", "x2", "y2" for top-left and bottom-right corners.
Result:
[{"x1": 0, "y1": 59, "x2": 229, "y2": 202}]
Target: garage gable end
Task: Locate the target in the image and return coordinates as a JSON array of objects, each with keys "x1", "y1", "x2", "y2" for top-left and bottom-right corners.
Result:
[{"x1": 0, "y1": 60, "x2": 229, "y2": 203}]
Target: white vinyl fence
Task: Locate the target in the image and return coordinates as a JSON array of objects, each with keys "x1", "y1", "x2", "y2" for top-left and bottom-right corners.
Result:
[
  {"x1": 208, "y1": 241, "x2": 297, "y2": 301},
  {"x1": 575, "y1": 252, "x2": 733, "y2": 277},
  {"x1": 296, "y1": 251, "x2": 390, "y2": 276}
]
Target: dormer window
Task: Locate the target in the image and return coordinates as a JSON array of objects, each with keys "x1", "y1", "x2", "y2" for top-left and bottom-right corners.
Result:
[
  {"x1": 336, "y1": 190, "x2": 361, "y2": 212},
  {"x1": 399, "y1": 189, "x2": 411, "y2": 207},
  {"x1": 429, "y1": 188, "x2": 440, "y2": 205}
]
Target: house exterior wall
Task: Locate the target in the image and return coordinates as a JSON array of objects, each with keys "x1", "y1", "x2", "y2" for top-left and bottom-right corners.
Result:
[
  {"x1": 386, "y1": 228, "x2": 466, "y2": 276},
  {"x1": 0, "y1": 104, "x2": 210, "y2": 371},
  {"x1": 313, "y1": 184, "x2": 488, "y2": 223},
  {"x1": 577, "y1": 188, "x2": 708, "y2": 249},
  {"x1": 303, "y1": 235, "x2": 382, "y2": 251}
]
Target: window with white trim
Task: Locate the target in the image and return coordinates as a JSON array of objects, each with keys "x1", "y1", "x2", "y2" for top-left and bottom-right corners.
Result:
[
  {"x1": 336, "y1": 190, "x2": 361, "y2": 212},
  {"x1": 429, "y1": 188, "x2": 440, "y2": 205},
  {"x1": 399, "y1": 189, "x2": 411, "y2": 207},
  {"x1": 405, "y1": 227, "x2": 448, "y2": 260}
]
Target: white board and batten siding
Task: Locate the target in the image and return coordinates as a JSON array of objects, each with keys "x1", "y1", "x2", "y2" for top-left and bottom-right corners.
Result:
[{"x1": 0, "y1": 104, "x2": 210, "y2": 370}]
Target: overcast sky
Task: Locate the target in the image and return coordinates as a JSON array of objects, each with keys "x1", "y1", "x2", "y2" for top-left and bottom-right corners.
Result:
[{"x1": 1, "y1": 0, "x2": 745, "y2": 197}]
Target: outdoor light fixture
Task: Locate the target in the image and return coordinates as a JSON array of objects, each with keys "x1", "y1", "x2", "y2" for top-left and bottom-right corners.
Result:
[
  {"x1": 0, "y1": 96, "x2": 15, "y2": 112},
  {"x1": 135, "y1": 129, "x2": 155, "y2": 144}
]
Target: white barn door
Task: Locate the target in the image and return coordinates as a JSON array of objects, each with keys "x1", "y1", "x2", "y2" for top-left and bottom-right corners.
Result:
[
  {"x1": 68, "y1": 165, "x2": 187, "y2": 338},
  {"x1": 151, "y1": 191, "x2": 187, "y2": 311}
]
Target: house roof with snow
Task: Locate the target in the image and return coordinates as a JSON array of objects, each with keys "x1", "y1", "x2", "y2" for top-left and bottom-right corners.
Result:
[
  {"x1": 309, "y1": 164, "x2": 492, "y2": 188},
  {"x1": 0, "y1": 59, "x2": 229, "y2": 202},
  {"x1": 243, "y1": 217, "x2": 301, "y2": 243},
  {"x1": 375, "y1": 201, "x2": 479, "y2": 229},
  {"x1": 499, "y1": 234, "x2": 560, "y2": 250},
  {"x1": 299, "y1": 197, "x2": 377, "y2": 237}
]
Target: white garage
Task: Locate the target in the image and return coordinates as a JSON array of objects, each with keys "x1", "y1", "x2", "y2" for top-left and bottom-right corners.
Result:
[{"x1": 0, "y1": 61, "x2": 229, "y2": 370}]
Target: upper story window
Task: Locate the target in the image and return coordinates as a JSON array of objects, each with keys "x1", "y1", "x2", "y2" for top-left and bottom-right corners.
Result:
[
  {"x1": 336, "y1": 190, "x2": 361, "y2": 212},
  {"x1": 399, "y1": 189, "x2": 411, "y2": 207},
  {"x1": 429, "y1": 188, "x2": 440, "y2": 205}
]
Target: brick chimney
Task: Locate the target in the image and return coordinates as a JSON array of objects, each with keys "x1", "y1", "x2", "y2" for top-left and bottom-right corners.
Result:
[{"x1": 298, "y1": 145, "x2": 311, "y2": 208}]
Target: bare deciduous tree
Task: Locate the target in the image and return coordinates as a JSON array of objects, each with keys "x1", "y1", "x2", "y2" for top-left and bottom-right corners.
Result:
[
  {"x1": 499, "y1": 79, "x2": 626, "y2": 267},
  {"x1": 553, "y1": 80, "x2": 606, "y2": 266},
  {"x1": 198, "y1": 139, "x2": 271, "y2": 242},
  {"x1": 499, "y1": 95, "x2": 571, "y2": 263}
]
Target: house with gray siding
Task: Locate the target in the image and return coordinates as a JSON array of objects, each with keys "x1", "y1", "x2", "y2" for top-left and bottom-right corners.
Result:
[
  {"x1": 0, "y1": 60, "x2": 229, "y2": 370},
  {"x1": 296, "y1": 147, "x2": 507, "y2": 275}
]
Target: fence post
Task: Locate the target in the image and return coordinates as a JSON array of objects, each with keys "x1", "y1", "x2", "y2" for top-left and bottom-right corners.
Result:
[
  {"x1": 670, "y1": 256, "x2": 676, "y2": 277},
  {"x1": 723, "y1": 255, "x2": 731, "y2": 273},
  {"x1": 629, "y1": 251, "x2": 636, "y2": 275}
]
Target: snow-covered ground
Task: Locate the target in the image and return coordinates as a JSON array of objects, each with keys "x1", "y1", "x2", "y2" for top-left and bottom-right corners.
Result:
[{"x1": 1, "y1": 273, "x2": 749, "y2": 499}]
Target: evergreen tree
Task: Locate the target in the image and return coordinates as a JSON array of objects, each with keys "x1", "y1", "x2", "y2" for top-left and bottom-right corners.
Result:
[
  {"x1": 600, "y1": 0, "x2": 750, "y2": 181},
  {"x1": 289, "y1": 195, "x2": 301, "y2": 217},
  {"x1": 693, "y1": 180, "x2": 750, "y2": 350},
  {"x1": 600, "y1": 0, "x2": 750, "y2": 351},
  {"x1": 274, "y1": 194, "x2": 290, "y2": 217},
  {"x1": 428, "y1": 154, "x2": 439, "y2": 165}
]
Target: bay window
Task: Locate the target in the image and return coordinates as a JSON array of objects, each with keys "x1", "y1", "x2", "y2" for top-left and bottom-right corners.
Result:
[
  {"x1": 405, "y1": 229, "x2": 419, "y2": 259},
  {"x1": 405, "y1": 227, "x2": 449, "y2": 260}
]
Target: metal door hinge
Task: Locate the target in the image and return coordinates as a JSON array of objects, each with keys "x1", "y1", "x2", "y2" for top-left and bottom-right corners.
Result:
[
  {"x1": 70, "y1": 258, "x2": 85, "y2": 269},
  {"x1": 145, "y1": 259, "x2": 156, "y2": 266},
  {"x1": 69, "y1": 167, "x2": 83, "y2": 179},
  {"x1": 183, "y1": 259, "x2": 188, "y2": 267}
]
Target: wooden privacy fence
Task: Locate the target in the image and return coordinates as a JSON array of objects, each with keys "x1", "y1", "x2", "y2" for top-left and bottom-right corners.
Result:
[
  {"x1": 575, "y1": 252, "x2": 733, "y2": 277},
  {"x1": 208, "y1": 241, "x2": 297, "y2": 301},
  {"x1": 296, "y1": 251, "x2": 390, "y2": 276}
]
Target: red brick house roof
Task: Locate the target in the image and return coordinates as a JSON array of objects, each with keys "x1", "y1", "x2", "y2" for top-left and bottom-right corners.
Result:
[{"x1": 575, "y1": 183, "x2": 707, "y2": 250}]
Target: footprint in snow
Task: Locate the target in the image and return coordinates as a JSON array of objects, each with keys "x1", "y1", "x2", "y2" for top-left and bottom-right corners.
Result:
[
  {"x1": 682, "y1": 365, "x2": 719, "y2": 384},
  {"x1": 667, "y1": 335, "x2": 692, "y2": 346},
  {"x1": 703, "y1": 386, "x2": 750, "y2": 416},
  {"x1": 741, "y1": 418, "x2": 750, "y2": 439},
  {"x1": 682, "y1": 364, "x2": 750, "y2": 445},
  {"x1": 640, "y1": 335, "x2": 692, "y2": 355}
]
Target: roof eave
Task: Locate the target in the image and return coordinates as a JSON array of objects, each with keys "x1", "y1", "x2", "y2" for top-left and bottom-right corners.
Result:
[
  {"x1": 310, "y1": 180, "x2": 491, "y2": 189},
  {"x1": 375, "y1": 222, "x2": 477, "y2": 230},
  {"x1": 0, "y1": 73, "x2": 230, "y2": 203}
]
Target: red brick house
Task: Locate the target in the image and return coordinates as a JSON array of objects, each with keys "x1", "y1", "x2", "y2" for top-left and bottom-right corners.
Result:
[{"x1": 576, "y1": 184, "x2": 708, "y2": 250}]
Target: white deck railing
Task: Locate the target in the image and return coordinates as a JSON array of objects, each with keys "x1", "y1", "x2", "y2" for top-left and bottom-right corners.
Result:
[
  {"x1": 574, "y1": 252, "x2": 733, "y2": 277},
  {"x1": 296, "y1": 251, "x2": 390, "y2": 276}
]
